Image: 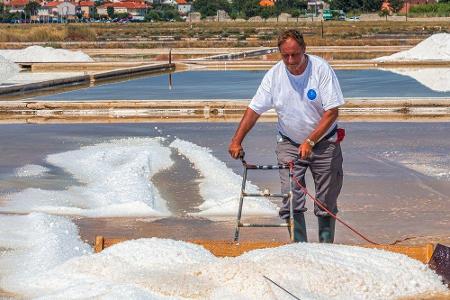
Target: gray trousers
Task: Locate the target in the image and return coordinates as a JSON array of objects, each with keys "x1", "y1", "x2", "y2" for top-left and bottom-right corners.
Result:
[{"x1": 275, "y1": 138, "x2": 343, "y2": 219}]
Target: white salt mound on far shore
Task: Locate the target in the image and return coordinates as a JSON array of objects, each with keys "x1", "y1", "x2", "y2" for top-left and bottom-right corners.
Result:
[
  {"x1": 0, "y1": 46, "x2": 93, "y2": 63},
  {"x1": 374, "y1": 33, "x2": 450, "y2": 61},
  {"x1": 0, "y1": 55, "x2": 20, "y2": 83}
]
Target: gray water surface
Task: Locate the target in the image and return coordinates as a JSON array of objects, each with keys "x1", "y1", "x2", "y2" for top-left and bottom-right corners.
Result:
[
  {"x1": 33, "y1": 69, "x2": 450, "y2": 101},
  {"x1": 0, "y1": 123, "x2": 449, "y2": 244}
]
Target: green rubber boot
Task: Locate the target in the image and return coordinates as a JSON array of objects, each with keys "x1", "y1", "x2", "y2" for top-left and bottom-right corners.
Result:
[
  {"x1": 286, "y1": 213, "x2": 308, "y2": 242},
  {"x1": 318, "y1": 216, "x2": 336, "y2": 243}
]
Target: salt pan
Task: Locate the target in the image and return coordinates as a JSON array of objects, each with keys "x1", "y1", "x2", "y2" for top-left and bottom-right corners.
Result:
[
  {"x1": 170, "y1": 139, "x2": 278, "y2": 217},
  {"x1": 383, "y1": 68, "x2": 450, "y2": 92},
  {"x1": 374, "y1": 33, "x2": 450, "y2": 61},
  {"x1": 0, "y1": 46, "x2": 93, "y2": 63},
  {"x1": 0, "y1": 55, "x2": 20, "y2": 83},
  {"x1": 1, "y1": 138, "x2": 173, "y2": 217}
]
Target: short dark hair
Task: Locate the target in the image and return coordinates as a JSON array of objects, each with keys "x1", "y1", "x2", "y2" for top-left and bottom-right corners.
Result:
[{"x1": 277, "y1": 29, "x2": 305, "y2": 49}]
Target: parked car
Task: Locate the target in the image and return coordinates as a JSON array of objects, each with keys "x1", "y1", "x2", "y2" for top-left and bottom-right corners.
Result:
[{"x1": 347, "y1": 16, "x2": 360, "y2": 21}]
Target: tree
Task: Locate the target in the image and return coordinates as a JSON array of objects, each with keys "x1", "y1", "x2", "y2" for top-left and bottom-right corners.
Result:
[
  {"x1": 115, "y1": 12, "x2": 129, "y2": 19},
  {"x1": 361, "y1": 0, "x2": 383, "y2": 12},
  {"x1": 24, "y1": 1, "x2": 41, "y2": 17},
  {"x1": 107, "y1": 6, "x2": 114, "y2": 18},
  {"x1": 329, "y1": 0, "x2": 361, "y2": 12},
  {"x1": 241, "y1": 0, "x2": 260, "y2": 19},
  {"x1": 145, "y1": 10, "x2": 160, "y2": 21},
  {"x1": 260, "y1": 7, "x2": 271, "y2": 21},
  {"x1": 389, "y1": 0, "x2": 405, "y2": 13},
  {"x1": 290, "y1": 8, "x2": 301, "y2": 21},
  {"x1": 193, "y1": 0, "x2": 231, "y2": 18},
  {"x1": 379, "y1": 7, "x2": 389, "y2": 20}
]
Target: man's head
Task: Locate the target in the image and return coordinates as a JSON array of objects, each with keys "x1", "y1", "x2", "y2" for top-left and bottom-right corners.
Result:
[{"x1": 278, "y1": 29, "x2": 307, "y2": 75}]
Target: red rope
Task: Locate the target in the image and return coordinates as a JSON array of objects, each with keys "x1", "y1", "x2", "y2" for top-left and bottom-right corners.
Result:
[{"x1": 288, "y1": 161, "x2": 381, "y2": 245}]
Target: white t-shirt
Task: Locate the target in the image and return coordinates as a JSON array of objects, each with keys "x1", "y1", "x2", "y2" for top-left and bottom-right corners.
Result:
[{"x1": 249, "y1": 54, "x2": 345, "y2": 144}]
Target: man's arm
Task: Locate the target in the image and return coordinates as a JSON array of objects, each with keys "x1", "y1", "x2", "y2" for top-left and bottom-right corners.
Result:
[
  {"x1": 228, "y1": 108, "x2": 260, "y2": 159},
  {"x1": 299, "y1": 107, "x2": 339, "y2": 160}
]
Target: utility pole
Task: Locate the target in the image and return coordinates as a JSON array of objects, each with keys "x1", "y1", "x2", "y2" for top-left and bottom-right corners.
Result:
[
  {"x1": 405, "y1": 0, "x2": 408, "y2": 22},
  {"x1": 321, "y1": 19, "x2": 323, "y2": 38}
]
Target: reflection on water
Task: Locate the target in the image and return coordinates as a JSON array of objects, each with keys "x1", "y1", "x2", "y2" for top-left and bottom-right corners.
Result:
[
  {"x1": 383, "y1": 68, "x2": 450, "y2": 92},
  {"x1": 34, "y1": 69, "x2": 450, "y2": 101}
]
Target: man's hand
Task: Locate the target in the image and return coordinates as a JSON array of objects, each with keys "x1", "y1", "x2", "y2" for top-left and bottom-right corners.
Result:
[
  {"x1": 299, "y1": 142, "x2": 313, "y2": 160},
  {"x1": 228, "y1": 108, "x2": 260, "y2": 160},
  {"x1": 229, "y1": 142, "x2": 243, "y2": 159}
]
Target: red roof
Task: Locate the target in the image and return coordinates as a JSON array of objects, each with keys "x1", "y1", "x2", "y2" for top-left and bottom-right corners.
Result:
[
  {"x1": 101, "y1": 1, "x2": 148, "y2": 8},
  {"x1": 79, "y1": 1, "x2": 95, "y2": 6},
  {"x1": 45, "y1": 1, "x2": 59, "y2": 7},
  {"x1": 9, "y1": 0, "x2": 29, "y2": 7},
  {"x1": 259, "y1": 0, "x2": 275, "y2": 7},
  {"x1": 176, "y1": 0, "x2": 187, "y2": 4}
]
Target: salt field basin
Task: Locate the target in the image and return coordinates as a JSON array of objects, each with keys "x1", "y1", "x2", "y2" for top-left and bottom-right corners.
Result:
[
  {"x1": 0, "y1": 122, "x2": 449, "y2": 299},
  {"x1": 32, "y1": 69, "x2": 450, "y2": 101},
  {"x1": 0, "y1": 122, "x2": 449, "y2": 244}
]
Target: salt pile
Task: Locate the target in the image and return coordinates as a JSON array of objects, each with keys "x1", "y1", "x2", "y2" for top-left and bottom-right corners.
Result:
[
  {"x1": 170, "y1": 139, "x2": 278, "y2": 216},
  {"x1": 15, "y1": 164, "x2": 50, "y2": 177},
  {"x1": 0, "y1": 138, "x2": 173, "y2": 217},
  {"x1": 374, "y1": 33, "x2": 450, "y2": 61},
  {"x1": 0, "y1": 55, "x2": 20, "y2": 83},
  {"x1": 384, "y1": 68, "x2": 450, "y2": 92},
  {"x1": 0, "y1": 46, "x2": 93, "y2": 63},
  {"x1": 0, "y1": 138, "x2": 277, "y2": 218},
  {"x1": 0, "y1": 213, "x2": 446, "y2": 299}
]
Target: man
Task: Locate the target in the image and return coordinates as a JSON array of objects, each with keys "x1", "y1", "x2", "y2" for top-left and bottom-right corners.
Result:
[{"x1": 228, "y1": 29, "x2": 344, "y2": 243}]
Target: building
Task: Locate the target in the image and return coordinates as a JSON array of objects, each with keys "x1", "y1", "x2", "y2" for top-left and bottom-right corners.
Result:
[
  {"x1": 400, "y1": 0, "x2": 438, "y2": 13},
  {"x1": 307, "y1": 0, "x2": 327, "y2": 14},
  {"x1": 5, "y1": 0, "x2": 28, "y2": 13},
  {"x1": 57, "y1": 1, "x2": 76, "y2": 17},
  {"x1": 79, "y1": 1, "x2": 95, "y2": 18},
  {"x1": 160, "y1": 0, "x2": 176, "y2": 5},
  {"x1": 97, "y1": 1, "x2": 149, "y2": 17},
  {"x1": 176, "y1": 0, "x2": 190, "y2": 15},
  {"x1": 382, "y1": 0, "x2": 438, "y2": 13}
]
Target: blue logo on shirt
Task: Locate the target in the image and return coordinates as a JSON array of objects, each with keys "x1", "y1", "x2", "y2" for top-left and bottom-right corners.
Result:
[{"x1": 307, "y1": 89, "x2": 317, "y2": 101}]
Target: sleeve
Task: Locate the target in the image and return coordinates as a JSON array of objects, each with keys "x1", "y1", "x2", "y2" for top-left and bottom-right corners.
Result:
[
  {"x1": 319, "y1": 65, "x2": 345, "y2": 111},
  {"x1": 248, "y1": 70, "x2": 273, "y2": 115}
]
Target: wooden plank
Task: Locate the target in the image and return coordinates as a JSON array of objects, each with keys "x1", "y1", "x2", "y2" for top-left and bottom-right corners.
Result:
[
  {"x1": 362, "y1": 244, "x2": 435, "y2": 264},
  {"x1": 94, "y1": 237, "x2": 435, "y2": 263}
]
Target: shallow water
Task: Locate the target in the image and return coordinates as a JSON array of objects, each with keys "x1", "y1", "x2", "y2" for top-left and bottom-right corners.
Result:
[
  {"x1": 0, "y1": 122, "x2": 449, "y2": 244},
  {"x1": 33, "y1": 69, "x2": 450, "y2": 101}
]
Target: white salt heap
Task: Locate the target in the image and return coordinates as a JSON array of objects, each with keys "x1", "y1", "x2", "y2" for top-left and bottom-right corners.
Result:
[
  {"x1": 0, "y1": 55, "x2": 20, "y2": 83},
  {"x1": 384, "y1": 68, "x2": 450, "y2": 92},
  {"x1": 0, "y1": 46, "x2": 93, "y2": 63},
  {"x1": 170, "y1": 139, "x2": 278, "y2": 216},
  {"x1": 0, "y1": 137, "x2": 173, "y2": 217},
  {"x1": 375, "y1": 33, "x2": 450, "y2": 61},
  {"x1": 15, "y1": 164, "x2": 50, "y2": 177},
  {"x1": 0, "y1": 213, "x2": 446, "y2": 299}
]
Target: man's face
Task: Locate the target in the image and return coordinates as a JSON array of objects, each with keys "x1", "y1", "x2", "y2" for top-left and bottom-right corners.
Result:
[{"x1": 279, "y1": 37, "x2": 306, "y2": 74}]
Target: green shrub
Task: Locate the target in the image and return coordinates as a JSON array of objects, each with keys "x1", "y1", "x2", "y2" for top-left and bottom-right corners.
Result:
[{"x1": 409, "y1": 3, "x2": 450, "y2": 17}]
